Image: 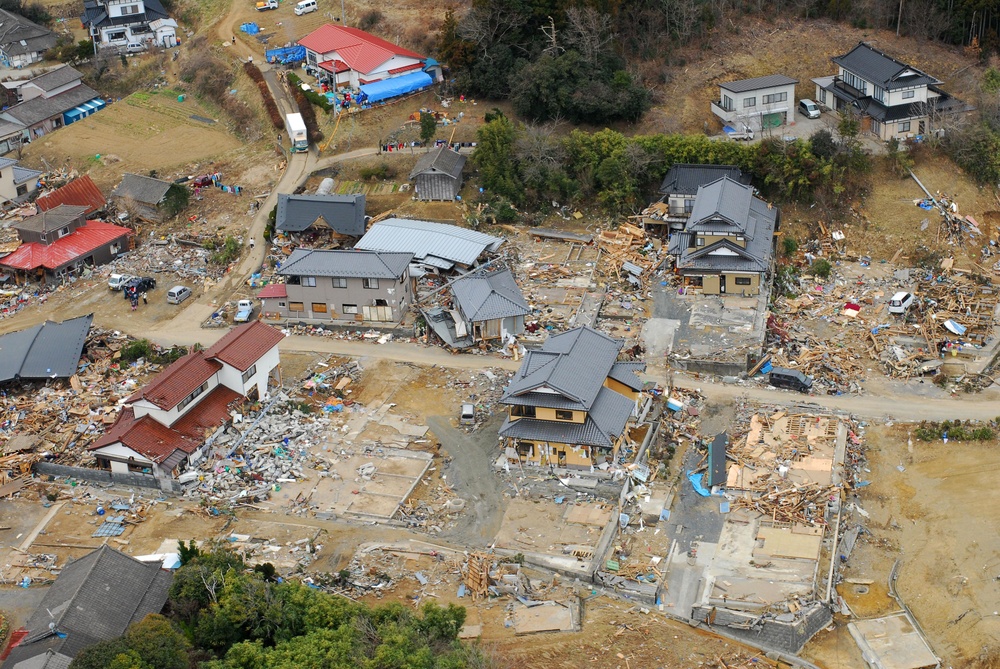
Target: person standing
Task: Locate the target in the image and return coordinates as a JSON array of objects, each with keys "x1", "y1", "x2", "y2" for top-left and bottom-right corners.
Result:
[
  {"x1": 141, "y1": 292, "x2": 147, "y2": 305},
  {"x1": 232, "y1": 36, "x2": 236, "y2": 44}
]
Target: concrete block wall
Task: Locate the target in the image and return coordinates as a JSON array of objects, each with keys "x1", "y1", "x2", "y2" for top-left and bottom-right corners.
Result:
[
  {"x1": 35, "y1": 462, "x2": 177, "y2": 493},
  {"x1": 691, "y1": 602, "x2": 832, "y2": 655}
]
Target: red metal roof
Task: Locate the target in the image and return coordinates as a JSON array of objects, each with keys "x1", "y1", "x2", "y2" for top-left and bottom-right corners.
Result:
[
  {"x1": 297, "y1": 24, "x2": 423, "y2": 75},
  {"x1": 318, "y1": 59, "x2": 350, "y2": 74},
  {"x1": 204, "y1": 321, "x2": 284, "y2": 373},
  {"x1": 36, "y1": 175, "x2": 106, "y2": 215},
  {"x1": 126, "y1": 351, "x2": 222, "y2": 410},
  {"x1": 0, "y1": 221, "x2": 131, "y2": 272},
  {"x1": 257, "y1": 283, "x2": 287, "y2": 299},
  {"x1": 91, "y1": 386, "x2": 241, "y2": 462},
  {"x1": 388, "y1": 62, "x2": 423, "y2": 75}
]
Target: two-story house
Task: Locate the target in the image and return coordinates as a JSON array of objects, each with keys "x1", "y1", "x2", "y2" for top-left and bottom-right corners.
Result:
[
  {"x1": 499, "y1": 326, "x2": 646, "y2": 470},
  {"x1": 82, "y1": 0, "x2": 177, "y2": 50},
  {"x1": 0, "y1": 203, "x2": 132, "y2": 282},
  {"x1": 813, "y1": 41, "x2": 968, "y2": 141},
  {"x1": 651, "y1": 164, "x2": 750, "y2": 232},
  {"x1": 421, "y1": 267, "x2": 531, "y2": 349},
  {"x1": 711, "y1": 74, "x2": 798, "y2": 134},
  {"x1": 0, "y1": 9, "x2": 56, "y2": 69},
  {"x1": 259, "y1": 248, "x2": 414, "y2": 323},
  {"x1": 667, "y1": 176, "x2": 778, "y2": 296},
  {"x1": 88, "y1": 321, "x2": 284, "y2": 481}
]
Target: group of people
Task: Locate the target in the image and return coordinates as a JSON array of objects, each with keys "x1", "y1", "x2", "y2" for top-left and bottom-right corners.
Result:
[{"x1": 126, "y1": 288, "x2": 148, "y2": 312}]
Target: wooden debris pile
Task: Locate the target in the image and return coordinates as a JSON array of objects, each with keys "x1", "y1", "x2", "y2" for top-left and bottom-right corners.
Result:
[{"x1": 596, "y1": 222, "x2": 661, "y2": 286}]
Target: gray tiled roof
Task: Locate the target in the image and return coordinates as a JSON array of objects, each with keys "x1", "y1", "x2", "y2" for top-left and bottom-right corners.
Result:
[
  {"x1": 3, "y1": 545, "x2": 172, "y2": 669},
  {"x1": 658, "y1": 164, "x2": 748, "y2": 195},
  {"x1": 608, "y1": 362, "x2": 646, "y2": 391},
  {"x1": 498, "y1": 386, "x2": 634, "y2": 448},
  {"x1": 409, "y1": 146, "x2": 467, "y2": 179},
  {"x1": 669, "y1": 191, "x2": 778, "y2": 273},
  {"x1": 275, "y1": 193, "x2": 366, "y2": 235},
  {"x1": 0, "y1": 157, "x2": 17, "y2": 170},
  {"x1": 719, "y1": 74, "x2": 797, "y2": 93},
  {"x1": 27, "y1": 65, "x2": 83, "y2": 92},
  {"x1": 0, "y1": 9, "x2": 55, "y2": 57},
  {"x1": 502, "y1": 326, "x2": 623, "y2": 411},
  {"x1": 81, "y1": 0, "x2": 169, "y2": 29},
  {"x1": 15, "y1": 204, "x2": 88, "y2": 234},
  {"x1": 111, "y1": 173, "x2": 172, "y2": 205},
  {"x1": 832, "y1": 42, "x2": 940, "y2": 90},
  {"x1": 0, "y1": 85, "x2": 100, "y2": 127},
  {"x1": 279, "y1": 248, "x2": 413, "y2": 278},
  {"x1": 356, "y1": 218, "x2": 503, "y2": 269},
  {"x1": 0, "y1": 313, "x2": 92, "y2": 383},
  {"x1": 452, "y1": 268, "x2": 530, "y2": 322},
  {"x1": 13, "y1": 165, "x2": 41, "y2": 185},
  {"x1": 687, "y1": 177, "x2": 754, "y2": 235}
]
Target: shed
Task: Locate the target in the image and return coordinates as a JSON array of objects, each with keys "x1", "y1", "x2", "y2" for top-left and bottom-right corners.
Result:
[
  {"x1": 409, "y1": 146, "x2": 467, "y2": 201},
  {"x1": 111, "y1": 173, "x2": 173, "y2": 222}
]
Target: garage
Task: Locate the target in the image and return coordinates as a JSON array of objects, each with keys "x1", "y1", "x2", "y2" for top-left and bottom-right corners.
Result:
[{"x1": 763, "y1": 111, "x2": 785, "y2": 128}]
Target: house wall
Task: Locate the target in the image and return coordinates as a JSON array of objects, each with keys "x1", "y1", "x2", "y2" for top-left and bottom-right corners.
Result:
[
  {"x1": 502, "y1": 314, "x2": 524, "y2": 339},
  {"x1": 695, "y1": 232, "x2": 746, "y2": 248},
  {"x1": 0, "y1": 164, "x2": 20, "y2": 201},
  {"x1": 307, "y1": 49, "x2": 422, "y2": 89},
  {"x1": 0, "y1": 49, "x2": 44, "y2": 69},
  {"x1": 414, "y1": 172, "x2": 459, "y2": 201},
  {"x1": 604, "y1": 377, "x2": 639, "y2": 401},
  {"x1": 282, "y1": 273, "x2": 412, "y2": 322},
  {"x1": 45, "y1": 234, "x2": 130, "y2": 278},
  {"x1": 511, "y1": 439, "x2": 601, "y2": 469},
  {"x1": 714, "y1": 82, "x2": 796, "y2": 131},
  {"x1": 688, "y1": 271, "x2": 761, "y2": 296},
  {"x1": 92, "y1": 442, "x2": 156, "y2": 475},
  {"x1": 131, "y1": 373, "x2": 221, "y2": 426},
  {"x1": 19, "y1": 77, "x2": 81, "y2": 102},
  {"x1": 216, "y1": 346, "x2": 280, "y2": 400}
]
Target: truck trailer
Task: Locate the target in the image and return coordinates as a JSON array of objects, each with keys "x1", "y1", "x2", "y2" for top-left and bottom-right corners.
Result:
[{"x1": 285, "y1": 112, "x2": 308, "y2": 153}]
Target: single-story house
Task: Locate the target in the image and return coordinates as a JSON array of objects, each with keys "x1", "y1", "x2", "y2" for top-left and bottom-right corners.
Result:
[
  {"x1": 299, "y1": 23, "x2": 440, "y2": 93},
  {"x1": 0, "y1": 9, "x2": 56, "y2": 69},
  {"x1": 111, "y1": 173, "x2": 173, "y2": 222},
  {"x1": 260, "y1": 248, "x2": 413, "y2": 323},
  {"x1": 275, "y1": 192, "x2": 366, "y2": 238},
  {"x1": 36, "y1": 174, "x2": 107, "y2": 216},
  {"x1": 89, "y1": 321, "x2": 284, "y2": 480},
  {"x1": 355, "y1": 218, "x2": 503, "y2": 273},
  {"x1": 422, "y1": 267, "x2": 530, "y2": 349},
  {"x1": 667, "y1": 176, "x2": 778, "y2": 296},
  {"x1": 0, "y1": 82, "x2": 105, "y2": 139},
  {"x1": 0, "y1": 313, "x2": 92, "y2": 384},
  {"x1": 711, "y1": 74, "x2": 798, "y2": 133},
  {"x1": 409, "y1": 146, "x2": 466, "y2": 201},
  {"x1": 0, "y1": 204, "x2": 132, "y2": 281},
  {"x1": 1, "y1": 545, "x2": 173, "y2": 669}
]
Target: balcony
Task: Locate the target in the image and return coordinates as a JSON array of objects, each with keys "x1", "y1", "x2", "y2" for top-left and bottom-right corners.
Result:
[{"x1": 711, "y1": 100, "x2": 736, "y2": 124}]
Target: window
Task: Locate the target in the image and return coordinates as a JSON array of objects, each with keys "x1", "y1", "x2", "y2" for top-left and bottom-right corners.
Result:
[
  {"x1": 289, "y1": 301, "x2": 304, "y2": 312},
  {"x1": 278, "y1": 301, "x2": 286, "y2": 307},
  {"x1": 121, "y1": 4, "x2": 139, "y2": 14},
  {"x1": 511, "y1": 405, "x2": 536, "y2": 418},
  {"x1": 15, "y1": 184, "x2": 26, "y2": 196},
  {"x1": 818, "y1": 89, "x2": 827, "y2": 104},
  {"x1": 843, "y1": 71, "x2": 867, "y2": 94},
  {"x1": 723, "y1": 95, "x2": 733, "y2": 111},
  {"x1": 363, "y1": 278, "x2": 379, "y2": 289},
  {"x1": 902, "y1": 89, "x2": 915, "y2": 99},
  {"x1": 873, "y1": 85, "x2": 885, "y2": 103},
  {"x1": 696, "y1": 237, "x2": 705, "y2": 247},
  {"x1": 762, "y1": 92, "x2": 787, "y2": 104},
  {"x1": 331, "y1": 277, "x2": 347, "y2": 288},
  {"x1": 342, "y1": 304, "x2": 358, "y2": 314},
  {"x1": 684, "y1": 199, "x2": 695, "y2": 213},
  {"x1": 241, "y1": 364, "x2": 257, "y2": 384},
  {"x1": 108, "y1": 30, "x2": 126, "y2": 40},
  {"x1": 898, "y1": 121, "x2": 911, "y2": 133},
  {"x1": 301, "y1": 276, "x2": 316, "y2": 287},
  {"x1": 177, "y1": 381, "x2": 209, "y2": 412},
  {"x1": 734, "y1": 277, "x2": 752, "y2": 286},
  {"x1": 743, "y1": 97, "x2": 756, "y2": 108},
  {"x1": 555, "y1": 410, "x2": 574, "y2": 421},
  {"x1": 311, "y1": 302, "x2": 327, "y2": 313}
]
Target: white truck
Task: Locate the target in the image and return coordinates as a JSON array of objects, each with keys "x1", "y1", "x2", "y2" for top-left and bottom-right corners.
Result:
[
  {"x1": 285, "y1": 112, "x2": 308, "y2": 153},
  {"x1": 234, "y1": 299, "x2": 255, "y2": 323},
  {"x1": 256, "y1": 0, "x2": 278, "y2": 9}
]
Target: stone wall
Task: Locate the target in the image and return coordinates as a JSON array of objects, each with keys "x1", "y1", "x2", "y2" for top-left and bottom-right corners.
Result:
[
  {"x1": 691, "y1": 602, "x2": 832, "y2": 655},
  {"x1": 35, "y1": 462, "x2": 177, "y2": 493}
]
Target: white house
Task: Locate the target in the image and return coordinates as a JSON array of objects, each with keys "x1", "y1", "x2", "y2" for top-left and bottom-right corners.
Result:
[
  {"x1": 88, "y1": 322, "x2": 284, "y2": 480},
  {"x1": 711, "y1": 74, "x2": 798, "y2": 134},
  {"x1": 82, "y1": 0, "x2": 177, "y2": 49}
]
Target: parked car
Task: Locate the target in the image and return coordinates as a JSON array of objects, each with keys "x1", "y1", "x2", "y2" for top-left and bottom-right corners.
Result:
[
  {"x1": 190, "y1": 175, "x2": 214, "y2": 188},
  {"x1": 798, "y1": 99, "x2": 821, "y2": 119},
  {"x1": 728, "y1": 123, "x2": 754, "y2": 141},
  {"x1": 768, "y1": 367, "x2": 813, "y2": 393},
  {"x1": 888, "y1": 291, "x2": 915, "y2": 314},
  {"x1": 293, "y1": 0, "x2": 316, "y2": 14},
  {"x1": 122, "y1": 276, "x2": 156, "y2": 299},
  {"x1": 460, "y1": 403, "x2": 475, "y2": 426},
  {"x1": 234, "y1": 299, "x2": 255, "y2": 323},
  {"x1": 124, "y1": 42, "x2": 147, "y2": 55},
  {"x1": 167, "y1": 286, "x2": 192, "y2": 304},
  {"x1": 108, "y1": 273, "x2": 135, "y2": 291}
]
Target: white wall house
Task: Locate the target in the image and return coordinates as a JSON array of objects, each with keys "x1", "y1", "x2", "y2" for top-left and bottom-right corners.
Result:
[
  {"x1": 82, "y1": 0, "x2": 177, "y2": 49},
  {"x1": 711, "y1": 74, "x2": 798, "y2": 133},
  {"x1": 298, "y1": 24, "x2": 433, "y2": 89}
]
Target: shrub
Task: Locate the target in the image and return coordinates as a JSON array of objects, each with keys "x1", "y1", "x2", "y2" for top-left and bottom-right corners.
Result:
[
  {"x1": 781, "y1": 236, "x2": 798, "y2": 257},
  {"x1": 286, "y1": 72, "x2": 332, "y2": 112},
  {"x1": 244, "y1": 62, "x2": 283, "y2": 130},
  {"x1": 359, "y1": 163, "x2": 391, "y2": 181},
  {"x1": 207, "y1": 236, "x2": 242, "y2": 265},
  {"x1": 120, "y1": 338, "x2": 153, "y2": 362},
  {"x1": 286, "y1": 77, "x2": 324, "y2": 144},
  {"x1": 809, "y1": 258, "x2": 832, "y2": 279},
  {"x1": 358, "y1": 9, "x2": 383, "y2": 31}
]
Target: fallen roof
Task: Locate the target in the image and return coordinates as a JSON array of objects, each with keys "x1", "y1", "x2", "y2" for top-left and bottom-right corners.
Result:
[
  {"x1": 0, "y1": 313, "x2": 92, "y2": 383},
  {"x1": 203, "y1": 321, "x2": 285, "y2": 373},
  {"x1": 36, "y1": 175, "x2": 107, "y2": 215},
  {"x1": 111, "y1": 173, "x2": 172, "y2": 205},
  {"x1": 297, "y1": 24, "x2": 424, "y2": 75},
  {"x1": 0, "y1": 221, "x2": 132, "y2": 272},
  {"x1": 409, "y1": 146, "x2": 467, "y2": 180},
  {"x1": 275, "y1": 192, "x2": 366, "y2": 234},
  {"x1": 451, "y1": 268, "x2": 530, "y2": 322},
  {"x1": 356, "y1": 218, "x2": 503, "y2": 269}
]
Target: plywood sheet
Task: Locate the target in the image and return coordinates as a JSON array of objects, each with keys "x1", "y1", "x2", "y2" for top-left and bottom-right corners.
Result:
[{"x1": 753, "y1": 525, "x2": 823, "y2": 560}]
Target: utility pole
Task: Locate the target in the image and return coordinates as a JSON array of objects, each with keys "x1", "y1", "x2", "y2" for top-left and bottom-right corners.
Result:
[
  {"x1": 896, "y1": 0, "x2": 903, "y2": 37},
  {"x1": 340, "y1": 0, "x2": 346, "y2": 25}
]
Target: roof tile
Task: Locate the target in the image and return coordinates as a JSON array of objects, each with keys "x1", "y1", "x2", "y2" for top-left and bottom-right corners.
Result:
[{"x1": 203, "y1": 321, "x2": 284, "y2": 372}]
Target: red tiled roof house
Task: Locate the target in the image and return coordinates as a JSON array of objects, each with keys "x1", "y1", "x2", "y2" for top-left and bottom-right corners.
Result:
[
  {"x1": 89, "y1": 322, "x2": 285, "y2": 480},
  {"x1": 297, "y1": 24, "x2": 440, "y2": 89}
]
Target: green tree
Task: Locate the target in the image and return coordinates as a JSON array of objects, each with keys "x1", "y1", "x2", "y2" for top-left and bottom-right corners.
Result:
[
  {"x1": 70, "y1": 639, "x2": 132, "y2": 669},
  {"x1": 105, "y1": 651, "x2": 151, "y2": 669},
  {"x1": 419, "y1": 112, "x2": 437, "y2": 145},
  {"x1": 473, "y1": 112, "x2": 523, "y2": 204},
  {"x1": 162, "y1": 184, "x2": 190, "y2": 218},
  {"x1": 809, "y1": 129, "x2": 837, "y2": 160},
  {"x1": 810, "y1": 258, "x2": 832, "y2": 278},
  {"x1": 123, "y1": 615, "x2": 189, "y2": 669},
  {"x1": 781, "y1": 236, "x2": 798, "y2": 257},
  {"x1": 178, "y1": 539, "x2": 201, "y2": 565}
]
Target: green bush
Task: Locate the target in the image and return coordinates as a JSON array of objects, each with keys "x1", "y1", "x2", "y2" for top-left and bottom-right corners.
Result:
[
  {"x1": 207, "y1": 236, "x2": 242, "y2": 265},
  {"x1": 809, "y1": 258, "x2": 832, "y2": 278},
  {"x1": 120, "y1": 338, "x2": 153, "y2": 362},
  {"x1": 286, "y1": 72, "x2": 332, "y2": 112},
  {"x1": 359, "y1": 163, "x2": 391, "y2": 181},
  {"x1": 781, "y1": 236, "x2": 798, "y2": 257}
]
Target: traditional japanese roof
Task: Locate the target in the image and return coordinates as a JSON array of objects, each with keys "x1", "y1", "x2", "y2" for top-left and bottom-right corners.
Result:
[
  {"x1": 659, "y1": 164, "x2": 749, "y2": 196},
  {"x1": 0, "y1": 8, "x2": 56, "y2": 58},
  {"x1": 111, "y1": 173, "x2": 172, "y2": 206},
  {"x1": 297, "y1": 24, "x2": 424, "y2": 75},
  {"x1": 0, "y1": 314, "x2": 92, "y2": 384},
  {"x1": 409, "y1": 146, "x2": 466, "y2": 180},
  {"x1": 202, "y1": 321, "x2": 284, "y2": 373},
  {"x1": 0, "y1": 84, "x2": 100, "y2": 127},
  {"x1": 719, "y1": 74, "x2": 797, "y2": 93},
  {"x1": 13, "y1": 204, "x2": 88, "y2": 234},
  {"x1": 0, "y1": 221, "x2": 131, "y2": 272},
  {"x1": 36, "y1": 175, "x2": 107, "y2": 215},
  {"x1": 275, "y1": 192, "x2": 366, "y2": 235},
  {"x1": 451, "y1": 268, "x2": 530, "y2": 322},
  {"x1": 26, "y1": 65, "x2": 84, "y2": 93},
  {"x1": 832, "y1": 42, "x2": 941, "y2": 90},
  {"x1": 81, "y1": 0, "x2": 170, "y2": 30},
  {"x1": 498, "y1": 386, "x2": 635, "y2": 449}
]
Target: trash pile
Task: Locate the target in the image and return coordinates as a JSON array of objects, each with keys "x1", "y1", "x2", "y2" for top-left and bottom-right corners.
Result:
[
  {"x1": 595, "y1": 221, "x2": 664, "y2": 290},
  {"x1": 102, "y1": 237, "x2": 215, "y2": 282}
]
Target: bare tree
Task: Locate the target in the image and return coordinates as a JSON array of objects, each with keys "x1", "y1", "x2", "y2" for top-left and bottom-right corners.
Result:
[
  {"x1": 564, "y1": 7, "x2": 614, "y2": 64},
  {"x1": 514, "y1": 121, "x2": 566, "y2": 194},
  {"x1": 458, "y1": 1, "x2": 524, "y2": 58}
]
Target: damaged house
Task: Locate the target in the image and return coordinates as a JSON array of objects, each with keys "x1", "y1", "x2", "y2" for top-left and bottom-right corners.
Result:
[
  {"x1": 499, "y1": 326, "x2": 645, "y2": 470},
  {"x1": 355, "y1": 218, "x2": 503, "y2": 273},
  {"x1": 422, "y1": 267, "x2": 530, "y2": 349},
  {"x1": 668, "y1": 176, "x2": 778, "y2": 296},
  {"x1": 643, "y1": 163, "x2": 750, "y2": 234},
  {"x1": 274, "y1": 192, "x2": 366, "y2": 242},
  {"x1": 88, "y1": 322, "x2": 284, "y2": 482}
]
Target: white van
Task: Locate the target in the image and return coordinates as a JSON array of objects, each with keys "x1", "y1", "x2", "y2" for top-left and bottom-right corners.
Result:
[
  {"x1": 108, "y1": 273, "x2": 135, "y2": 291},
  {"x1": 294, "y1": 0, "x2": 317, "y2": 15},
  {"x1": 798, "y1": 99, "x2": 820, "y2": 119},
  {"x1": 124, "y1": 42, "x2": 147, "y2": 54},
  {"x1": 167, "y1": 286, "x2": 192, "y2": 304},
  {"x1": 888, "y1": 291, "x2": 914, "y2": 314}
]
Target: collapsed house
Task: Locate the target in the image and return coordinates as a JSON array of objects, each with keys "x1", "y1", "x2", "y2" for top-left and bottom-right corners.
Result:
[
  {"x1": 498, "y1": 326, "x2": 646, "y2": 470},
  {"x1": 88, "y1": 322, "x2": 284, "y2": 482},
  {"x1": 0, "y1": 313, "x2": 93, "y2": 384},
  {"x1": 355, "y1": 218, "x2": 502, "y2": 273},
  {"x1": 274, "y1": 192, "x2": 366, "y2": 241},
  {"x1": 421, "y1": 267, "x2": 530, "y2": 349}
]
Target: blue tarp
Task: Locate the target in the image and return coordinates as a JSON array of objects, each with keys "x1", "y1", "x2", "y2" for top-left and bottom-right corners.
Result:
[
  {"x1": 240, "y1": 22, "x2": 260, "y2": 34},
  {"x1": 687, "y1": 470, "x2": 711, "y2": 497},
  {"x1": 266, "y1": 45, "x2": 305, "y2": 64},
  {"x1": 359, "y1": 71, "x2": 433, "y2": 104},
  {"x1": 943, "y1": 319, "x2": 967, "y2": 336}
]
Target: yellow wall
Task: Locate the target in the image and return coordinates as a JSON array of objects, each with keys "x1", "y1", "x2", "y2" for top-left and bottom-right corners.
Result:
[
  {"x1": 509, "y1": 406, "x2": 587, "y2": 424},
  {"x1": 727, "y1": 272, "x2": 760, "y2": 295},
  {"x1": 697, "y1": 233, "x2": 746, "y2": 248},
  {"x1": 513, "y1": 440, "x2": 612, "y2": 469},
  {"x1": 604, "y1": 377, "x2": 639, "y2": 401}
]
